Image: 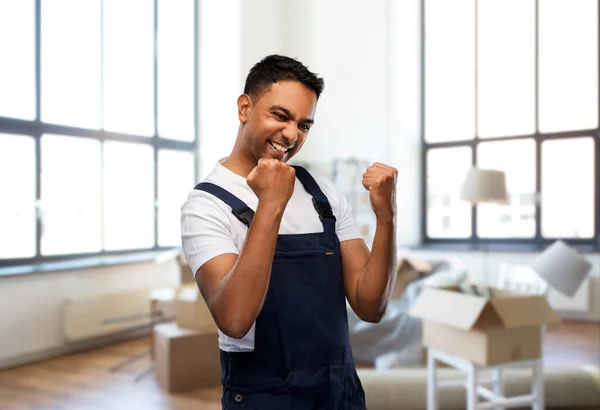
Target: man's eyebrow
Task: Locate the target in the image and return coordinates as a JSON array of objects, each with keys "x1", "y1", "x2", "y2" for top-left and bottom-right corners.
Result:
[{"x1": 270, "y1": 105, "x2": 314, "y2": 125}]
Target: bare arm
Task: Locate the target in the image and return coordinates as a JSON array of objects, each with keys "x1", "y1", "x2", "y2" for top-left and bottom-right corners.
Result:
[
  {"x1": 193, "y1": 159, "x2": 295, "y2": 339},
  {"x1": 341, "y1": 163, "x2": 399, "y2": 323},
  {"x1": 342, "y1": 215, "x2": 397, "y2": 323},
  {"x1": 196, "y1": 202, "x2": 285, "y2": 339}
]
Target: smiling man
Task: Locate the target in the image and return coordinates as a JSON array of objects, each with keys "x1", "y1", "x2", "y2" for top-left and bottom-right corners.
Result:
[{"x1": 181, "y1": 55, "x2": 398, "y2": 409}]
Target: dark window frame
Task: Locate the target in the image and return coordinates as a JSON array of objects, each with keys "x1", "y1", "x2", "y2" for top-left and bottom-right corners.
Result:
[
  {"x1": 420, "y1": 0, "x2": 600, "y2": 249},
  {"x1": 0, "y1": 0, "x2": 199, "y2": 268}
]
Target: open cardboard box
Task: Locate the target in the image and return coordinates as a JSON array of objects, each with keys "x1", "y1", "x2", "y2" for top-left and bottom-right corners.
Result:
[
  {"x1": 391, "y1": 257, "x2": 433, "y2": 299},
  {"x1": 410, "y1": 285, "x2": 561, "y2": 366}
]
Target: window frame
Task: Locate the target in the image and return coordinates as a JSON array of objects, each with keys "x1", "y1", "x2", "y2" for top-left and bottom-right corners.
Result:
[
  {"x1": 0, "y1": 0, "x2": 199, "y2": 268},
  {"x1": 420, "y1": 0, "x2": 600, "y2": 249}
]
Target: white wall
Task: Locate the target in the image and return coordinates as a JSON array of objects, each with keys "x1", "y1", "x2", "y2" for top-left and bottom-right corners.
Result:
[
  {"x1": 389, "y1": 0, "x2": 423, "y2": 246},
  {"x1": 0, "y1": 260, "x2": 180, "y2": 366},
  {"x1": 198, "y1": 0, "x2": 241, "y2": 179},
  {"x1": 198, "y1": 0, "x2": 284, "y2": 179},
  {"x1": 288, "y1": 0, "x2": 390, "y2": 165},
  {"x1": 239, "y1": 0, "x2": 283, "y2": 79}
]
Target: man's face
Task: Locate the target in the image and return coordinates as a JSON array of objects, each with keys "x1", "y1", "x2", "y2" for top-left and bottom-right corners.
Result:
[{"x1": 239, "y1": 80, "x2": 318, "y2": 163}]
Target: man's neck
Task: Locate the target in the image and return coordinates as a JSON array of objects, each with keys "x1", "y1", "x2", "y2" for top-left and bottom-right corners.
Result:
[{"x1": 222, "y1": 151, "x2": 256, "y2": 179}]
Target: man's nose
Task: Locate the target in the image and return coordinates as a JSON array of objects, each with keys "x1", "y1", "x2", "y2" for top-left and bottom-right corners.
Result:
[{"x1": 281, "y1": 123, "x2": 298, "y2": 145}]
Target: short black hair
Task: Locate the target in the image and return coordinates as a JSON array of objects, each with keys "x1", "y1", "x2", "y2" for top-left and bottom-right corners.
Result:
[{"x1": 243, "y1": 54, "x2": 325, "y2": 100}]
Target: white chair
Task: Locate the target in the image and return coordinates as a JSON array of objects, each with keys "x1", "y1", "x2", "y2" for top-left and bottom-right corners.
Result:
[{"x1": 426, "y1": 263, "x2": 549, "y2": 410}]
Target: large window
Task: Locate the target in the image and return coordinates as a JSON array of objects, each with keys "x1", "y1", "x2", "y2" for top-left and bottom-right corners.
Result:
[
  {"x1": 423, "y1": 0, "x2": 599, "y2": 246},
  {"x1": 0, "y1": 0, "x2": 197, "y2": 264}
]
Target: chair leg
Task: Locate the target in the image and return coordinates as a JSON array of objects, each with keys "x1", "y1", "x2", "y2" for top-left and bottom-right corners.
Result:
[
  {"x1": 492, "y1": 368, "x2": 504, "y2": 410},
  {"x1": 532, "y1": 359, "x2": 544, "y2": 410},
  {"x1": 427, "y1": 349, "x2": 438, "y2": 410},
  {"x1": 466, "y1": 363, "x2": 478, "y2": 410}
]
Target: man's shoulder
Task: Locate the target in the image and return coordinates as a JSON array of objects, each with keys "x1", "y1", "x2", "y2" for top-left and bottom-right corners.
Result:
[
  {"x1": 184, "y1": 167, "x2": 256, "y2": 218},
  {"x1": 300, "y1": 167, "x2": 345, "y2": 202},
  {"x1": 188, "y1": 165, "x2": 242, "y2": 197}
]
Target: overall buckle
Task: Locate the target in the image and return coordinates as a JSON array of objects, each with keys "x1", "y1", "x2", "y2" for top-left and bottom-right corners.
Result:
[
  {"x1": 232, "y1": 209, "x2": 254, "y2": 226},
  {"x1": 312, "y1": 197, "x2": 336, "y2": 222}
]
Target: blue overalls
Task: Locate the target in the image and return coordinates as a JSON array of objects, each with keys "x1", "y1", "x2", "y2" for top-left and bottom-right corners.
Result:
[{"x1": 194, "y1": 165, "x2": 367, "y2": 410}]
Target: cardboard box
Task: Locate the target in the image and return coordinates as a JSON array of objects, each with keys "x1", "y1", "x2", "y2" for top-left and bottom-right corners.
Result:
[
  {"x1": 410, "y1": 286, "x2": 560, "y2": 366},
  {"x1": 391, "y1": 257, "x2": 433, "y2": 299},
  {"x1": 153, "y1": 322, "x2": 221, "y2": 393},
  {"x1": 149, "y1": 288, "x2": 177, "y2": 359},
  {"x1": 150, "y1": 287, "x2": 177, "y2": 321},
  {"x1": 178, "y1": 253, "x2": 196, "y2": 285},
  {"x1": 176, "y1": 285, "x2": 218, "y2": 332}
]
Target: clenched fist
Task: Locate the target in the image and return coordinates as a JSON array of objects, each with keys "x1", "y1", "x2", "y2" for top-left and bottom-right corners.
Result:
[
  {"x1": 247, "y1": 158, "x2": 296, "y2": 207},
  {"x1": 362, "y1": 162, "x2": 398, "y2": 219}
]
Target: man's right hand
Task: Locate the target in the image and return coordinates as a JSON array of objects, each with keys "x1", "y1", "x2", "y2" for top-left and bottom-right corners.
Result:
[
  {"x1": 247, "y1": 158, "x2": 296, "y2": 207},
  {"x1": 197, "y1": 158, "x2": 296, "y2": 340}
]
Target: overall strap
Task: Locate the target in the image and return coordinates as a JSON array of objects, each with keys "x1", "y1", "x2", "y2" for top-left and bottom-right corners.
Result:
[
  {"x1": 291, "y1": 165, "x2": 336, "y2": 233},
  {"x1": 194, "y1": 182, "x2": 254, "y2": 227}
]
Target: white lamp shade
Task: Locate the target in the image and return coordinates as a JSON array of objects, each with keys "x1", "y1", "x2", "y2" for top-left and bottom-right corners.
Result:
[
  {"x1": 460, "y1": 168, "x2": 508, "y2": 204},
  {"x1": 531, "y1": 240, "x2": 592, "y2": 298}
]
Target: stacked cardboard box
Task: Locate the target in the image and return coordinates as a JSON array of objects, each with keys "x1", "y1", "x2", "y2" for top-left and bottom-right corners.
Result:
[
  {"x1": 175, "y1": 285, "x2": 219, "y2": 333},
  {"x1": 411, "y1": 285, "x2": 560, "y2": 366},
  {"x1": 151, "y1": 283, "x2": 221, "y2": 393},
  {"x1": 150, "y1": 287, "x2": 177, "y2": 321},
  {"x1": 177, "y1": 253, "x2": 196, "y2": 285},
  {"x1": 154, "y1": 322, "x2": 221, "y2": 393}
]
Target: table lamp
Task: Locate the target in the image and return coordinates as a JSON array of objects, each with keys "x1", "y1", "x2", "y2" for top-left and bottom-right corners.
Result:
[
  {"x1": 530, "y1": 240, "x2": 592, "y2": 298},
  {"x1": 460, "y1": 168, "x2": 508, "y2": 204},
  {"x1": 460, "y1": 168, "x2": 508, "y2": 285}
]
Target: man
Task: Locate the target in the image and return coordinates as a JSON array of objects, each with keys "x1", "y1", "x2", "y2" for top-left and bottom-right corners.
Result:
[{"x1": 181, "y1": 54, "x2": 398, "y2": 409}]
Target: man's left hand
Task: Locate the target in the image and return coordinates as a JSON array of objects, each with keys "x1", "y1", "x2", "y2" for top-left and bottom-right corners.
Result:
[{"x1": 362, "y1": 162, "x2": 398, "y2": 219}]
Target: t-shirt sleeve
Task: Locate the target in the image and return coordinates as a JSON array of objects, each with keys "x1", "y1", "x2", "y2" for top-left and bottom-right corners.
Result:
[
  {"x1": 333, "y1": 188, "x2": 363, "y2": 242},
  {"x1": 312, "y1": 173, "x2": 363, "y2": 243},
  {"x1": 180, "y1": 193, "x2": 240, "y2": 277}
]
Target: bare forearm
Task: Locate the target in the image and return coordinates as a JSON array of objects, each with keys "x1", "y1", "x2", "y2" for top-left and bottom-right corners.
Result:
[
  {"x1": 356, "y1": 215, "x2": 397, "y2": 321},
  {"x1": 212, "y1": 203, "x2": 284, "y2": 338}
]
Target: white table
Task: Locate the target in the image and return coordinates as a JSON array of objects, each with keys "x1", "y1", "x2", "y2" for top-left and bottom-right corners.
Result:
[{"x1": 426, "y1": 348, "x2": 544, "y2": 410}]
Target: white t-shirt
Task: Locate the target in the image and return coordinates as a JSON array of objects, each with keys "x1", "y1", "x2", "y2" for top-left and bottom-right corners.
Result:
[{"x1": 180, "y1": 158, "x2": 362, "y2": 351}]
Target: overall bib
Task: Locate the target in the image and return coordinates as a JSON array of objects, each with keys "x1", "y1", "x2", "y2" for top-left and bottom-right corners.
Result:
[{"x1": 194, "y1": 166, "x2": 367, "y2": 410}]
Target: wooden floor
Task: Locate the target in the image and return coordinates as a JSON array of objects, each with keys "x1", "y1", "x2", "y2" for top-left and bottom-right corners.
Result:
[{"x1": 0, "y1": 321, "x2": 598, "y2": 410}]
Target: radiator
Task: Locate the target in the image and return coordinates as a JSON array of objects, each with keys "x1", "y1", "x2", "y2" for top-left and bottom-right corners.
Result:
[{"x1": 62, "y1": 288, "x2": 155, "y2": 342}]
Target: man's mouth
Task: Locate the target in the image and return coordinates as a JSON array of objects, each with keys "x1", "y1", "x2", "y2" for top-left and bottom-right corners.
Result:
[{"x1": 268, "y1": 140, "x2": 292, "y2": 154}]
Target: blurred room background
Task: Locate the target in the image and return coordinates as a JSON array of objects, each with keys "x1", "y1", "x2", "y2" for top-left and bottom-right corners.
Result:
[{"x1": 0, "y1": 1, "x2": 598, "y2": 409}]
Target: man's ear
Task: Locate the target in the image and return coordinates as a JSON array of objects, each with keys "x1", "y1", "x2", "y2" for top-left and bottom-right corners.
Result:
[{"x1": 237, "y1": 94, "x2": 252, "y2": 123}]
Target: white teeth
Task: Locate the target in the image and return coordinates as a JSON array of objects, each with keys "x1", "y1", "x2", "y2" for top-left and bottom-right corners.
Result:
[{"x1": 270, "y1": 141, "x2": 288, "y2": 153}]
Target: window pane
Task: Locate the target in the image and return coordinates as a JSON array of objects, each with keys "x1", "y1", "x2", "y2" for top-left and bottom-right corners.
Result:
[
  {"x1": 427, "y1": 147, "x2": 472, "y2": 238},
  {"x1": 103, "y1": 141, "x2": 155, "y2": 250},
  {"x1": 425, "y1": 0, "x2": 475, "y2": 142},
  {"x1": 103, "y1": 0, "x2": 154, "y2": 136},
  {"x1": 41, "y1": 0, "x2": 101, "y2": 129},
  {"x1": 541, "y1": 137, "x2": 595, "y2": 238},
  {"x1": 0, "y1": 0, "x2": 35, "y2": 120},
  {"x1": 157, "y1": 0, "x2": 195, "y2": 141},
  {"x1": 41, "y1": 135, "x2": 102, "y2": 255},
  {"x1": 158, "y1": 149, "x2": 195, "y2": 246},
  {"x1": 478, "y1": 0, "x2": 535, "y2": 138},
  {"x1": 539, "y1": 0, "x2": 598, "y2": 132},
  {"x1": 477, "y1": 139, "x2": 536, "y2": 238},
  {"x1": 0, "y1": 134, "x2": 36, "y2": 259}
]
